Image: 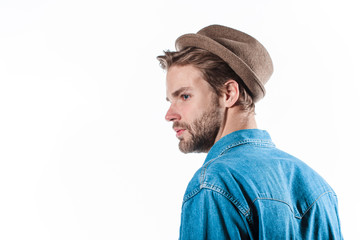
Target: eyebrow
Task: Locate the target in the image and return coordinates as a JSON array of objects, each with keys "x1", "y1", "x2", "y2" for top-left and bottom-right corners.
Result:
[{"x1": 166, "y1": 87, "x2": 192, "y2": 102}]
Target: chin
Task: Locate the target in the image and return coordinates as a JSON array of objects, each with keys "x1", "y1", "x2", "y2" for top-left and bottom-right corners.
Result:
[{"x1": 179, "y1": 142, "x2": 211, "y2": 154}]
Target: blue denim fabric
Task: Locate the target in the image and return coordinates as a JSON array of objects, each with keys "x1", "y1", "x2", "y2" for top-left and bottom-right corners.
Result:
[{"x1": 179, "y1": 129, "x2": 342, "y2": 239}]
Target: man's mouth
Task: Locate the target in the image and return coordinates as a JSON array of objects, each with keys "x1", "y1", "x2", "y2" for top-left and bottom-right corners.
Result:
[{"x1": 174, "y1": 128, "x2": 186, "y2": 137}]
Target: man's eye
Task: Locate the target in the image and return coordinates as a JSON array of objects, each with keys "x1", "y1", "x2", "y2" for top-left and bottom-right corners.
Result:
[{"x1": 182, "y1": 94, "x2": 190, "y2": 100}]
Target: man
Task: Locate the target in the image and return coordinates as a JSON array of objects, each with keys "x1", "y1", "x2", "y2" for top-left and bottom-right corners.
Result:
[{"x1": 157, "y1": 25, "x2": 342, "y2": 239}]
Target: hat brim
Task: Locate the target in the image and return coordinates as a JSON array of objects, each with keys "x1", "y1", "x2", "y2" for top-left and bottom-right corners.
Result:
[{"x1": 175, "y1": 33, "x2": 265, "y2": 103}]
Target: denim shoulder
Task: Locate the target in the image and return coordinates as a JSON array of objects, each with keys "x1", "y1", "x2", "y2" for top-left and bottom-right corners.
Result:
[
  {"x1": 183, "y1": 151, "x2": 338, "y2": 219},
  {"x1": 182, "y1": 155, "x2": 252, "y2": 217}
]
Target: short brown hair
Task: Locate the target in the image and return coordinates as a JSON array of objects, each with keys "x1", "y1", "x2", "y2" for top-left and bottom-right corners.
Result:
[{"x1": 157, "y1": 47, "x2": 255, "y2": 112}]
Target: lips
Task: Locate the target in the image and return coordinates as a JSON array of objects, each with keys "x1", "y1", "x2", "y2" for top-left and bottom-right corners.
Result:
[{"x1": 174, "y1": 128, "x2": 186, "y2": 137}]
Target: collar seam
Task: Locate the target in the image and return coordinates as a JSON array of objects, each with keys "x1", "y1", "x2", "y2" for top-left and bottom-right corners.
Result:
[{"x1": 218, "y1": 139, "x2": 275, "y2": 156}]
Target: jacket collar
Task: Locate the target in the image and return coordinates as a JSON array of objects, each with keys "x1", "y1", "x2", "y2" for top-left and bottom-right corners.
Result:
[{"x1": 204, "y1": 129, "x2": 275, "y2": 164}]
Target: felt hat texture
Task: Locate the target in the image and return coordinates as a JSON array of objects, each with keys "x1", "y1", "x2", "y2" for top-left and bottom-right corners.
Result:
[{"x1": 175, "y1": 24, "x2": 273, "y2": 102}]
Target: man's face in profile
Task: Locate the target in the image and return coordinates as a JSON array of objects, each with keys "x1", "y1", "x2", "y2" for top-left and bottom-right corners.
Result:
[{"x1": 165, "y1": 65, "x2": 223, "y2": 153}]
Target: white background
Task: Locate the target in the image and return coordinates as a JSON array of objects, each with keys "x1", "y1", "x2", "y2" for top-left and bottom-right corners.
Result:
[{"x1": 1, "y1": 0, "x2": 359, "y2": 239}]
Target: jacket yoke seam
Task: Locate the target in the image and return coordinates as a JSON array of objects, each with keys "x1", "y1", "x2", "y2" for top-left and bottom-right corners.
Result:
[
  {"x1": 200, "y1": 183, "x2": 250, "y2": 217},
  {"x1": 250, "y1": 191, "x2": 335, "y2": 219}
]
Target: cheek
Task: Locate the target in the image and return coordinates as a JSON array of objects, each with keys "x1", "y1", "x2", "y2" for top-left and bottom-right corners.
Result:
[{"x1": 179, "y1": 104, "x2": 198, "y2": 122}]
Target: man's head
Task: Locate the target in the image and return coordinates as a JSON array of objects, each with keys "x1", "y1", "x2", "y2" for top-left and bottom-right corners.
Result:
[
  {"x1": 158, "y1": 25, "x2": 273, "y2": 153},
  {"x1": 164, "y1": 64, "x2": 223, "y2": 153},
  {"x1": 159, "y1": 47, "x2": 254, "y2": 153}
]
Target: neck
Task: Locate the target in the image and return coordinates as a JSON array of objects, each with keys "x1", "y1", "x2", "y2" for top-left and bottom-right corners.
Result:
[{"x1": 214, "y1": 108, "x2": 257, "y2": 144}]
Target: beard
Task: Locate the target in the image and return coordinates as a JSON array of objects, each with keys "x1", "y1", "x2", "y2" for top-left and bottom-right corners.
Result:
[{"x1": 173, "y1": 100, "x2": 222, "y2": 153}]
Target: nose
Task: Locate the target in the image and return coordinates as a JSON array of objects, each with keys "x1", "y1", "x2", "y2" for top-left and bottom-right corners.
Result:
[{"x1": 165, "y1": 105, "x2": 181, "y2": 122}]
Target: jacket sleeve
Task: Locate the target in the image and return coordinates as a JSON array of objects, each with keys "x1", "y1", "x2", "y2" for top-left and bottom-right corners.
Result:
[{"x1": 179, "y1": 188, "x2": 249, "y2": 240}]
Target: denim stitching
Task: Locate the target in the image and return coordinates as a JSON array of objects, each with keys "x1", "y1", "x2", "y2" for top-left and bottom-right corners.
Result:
[
  {"x1": 197, "y1": 140, "x2": 275, "y2": 211},
  {"x1": 250, "y1": 191, "x2": 335, "y2": 219},
  {"x1": 298, "y1": 191, "x2": 335, "y2": 218},
  {"x1": 200, "y1": 156, "x2": 222, "y2": 185},
  {"x1": 183, "y1": 187, "x2": 202, "y2": 203},
  {"x1": 249, "y1": 197, "x2": 299, "y2": 218},
  {"x1": 201, "y1": 183, "x2": 255, "y2": 229},
  {"x1": 201, "y1": 182, "x2": 250, "y2": 216},
  {"x1": 219, "y1": 140, "x2": 275, "y2": 156},
  {"x1": 201, "y1": 141, "x2": 274, "y2": 184},
  {"x1": 182, "y1": 183, "x2": 254, "y2": 227},
  {"x1": 182, "y1": 185, "x2": 335, "y2": 224}
]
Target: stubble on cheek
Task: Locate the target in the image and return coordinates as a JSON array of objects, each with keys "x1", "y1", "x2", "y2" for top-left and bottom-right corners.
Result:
[{"x1": 178, "y1": 108, "x2": 221, "y2": 153}]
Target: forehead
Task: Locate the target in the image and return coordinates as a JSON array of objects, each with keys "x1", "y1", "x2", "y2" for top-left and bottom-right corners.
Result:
[{"x1": 166, "y1": 65, "x2": 212, "y2": 93}]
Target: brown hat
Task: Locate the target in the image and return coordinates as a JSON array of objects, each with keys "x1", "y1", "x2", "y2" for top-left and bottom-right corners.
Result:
[{"x1": 175, "y1": 24, "x2": 273, "y2": 102}]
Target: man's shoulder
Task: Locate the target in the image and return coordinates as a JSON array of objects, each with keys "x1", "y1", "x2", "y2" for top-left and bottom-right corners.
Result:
[
  {"x1": 182, "y1": 153, "x2": 251, "y2": 206},
  {"x1": 183, "y1": 145, "x2": 335, "y2": 213}
]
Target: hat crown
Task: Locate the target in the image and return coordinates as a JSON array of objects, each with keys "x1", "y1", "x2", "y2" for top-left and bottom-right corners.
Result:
[
  {"x1": 175, "y1": 24, "x2": 273, "y2": 102},
  {"x1": 198, "y1": 25, "x2": 273, "y2": 89}
]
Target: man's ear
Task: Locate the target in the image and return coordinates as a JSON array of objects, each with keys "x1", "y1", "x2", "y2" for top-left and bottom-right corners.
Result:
[{"x1": 222, "y1": 80, "x2": 240, "y2": 108}]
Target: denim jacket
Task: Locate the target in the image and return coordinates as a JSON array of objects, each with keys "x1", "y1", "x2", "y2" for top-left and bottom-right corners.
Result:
[{"x1": 179, "y1": 129, "x2": 342, "y2": 239}]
